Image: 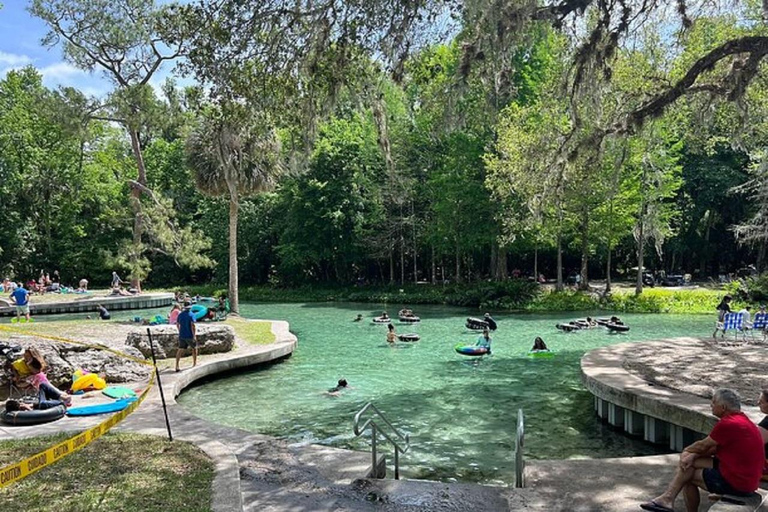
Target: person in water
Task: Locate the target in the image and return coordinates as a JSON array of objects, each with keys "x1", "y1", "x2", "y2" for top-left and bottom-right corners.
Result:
[
  {"x1": 387, "y1": 323, "x2": 397, "y2": 344},
  {"x1": 327, "y1": 378, "x2": 349, "y2": 396},
  {"x1": 380, "y1": 311, "x2": 390, "y2": 320},
  {"x1": 476, "y1": 328, "x2": 492, "y2": 353},
  {"x1": 532, "y1": 337, "x2": 549, "y2": 351},
  {"x1": 484, "y1": 313, "x2": 497, "y2": 331},
  {"x1": 610, "y1": 316, "x2": 624, "y2": 325},
  {"x1": 353, "y1": 314, "x2": 363, "y2": 322},
  {"x1": 97, "y1": 304, "x2": 110, "y2": 320},
  {"x1": 586, "y1": 317, "x2": 597, "y2": 327}
]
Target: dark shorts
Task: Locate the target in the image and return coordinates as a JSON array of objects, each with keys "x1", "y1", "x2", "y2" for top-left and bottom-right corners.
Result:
[
  {"x1": 703, "y1": 459, "x2": 752, "y2": 497},
  {"x1": 179, "y1": 337, "x2": 197, "y2": 350}
]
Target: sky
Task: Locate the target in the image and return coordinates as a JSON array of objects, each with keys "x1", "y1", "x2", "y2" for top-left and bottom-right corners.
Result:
[{"x1": 0, "y1": 1, "x2": 179, "y2": 97}]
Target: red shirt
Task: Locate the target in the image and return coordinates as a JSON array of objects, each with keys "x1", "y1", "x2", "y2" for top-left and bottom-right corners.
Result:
[{"x1": 710, "y1": 411, "x2": 764, "y2": 492}]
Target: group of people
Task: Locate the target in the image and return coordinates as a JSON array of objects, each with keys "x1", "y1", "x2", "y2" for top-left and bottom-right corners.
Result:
[
  {"x1": 713, "y1": 295, "x2": 768, "y2": 337},
  {"x1": 5, "y1": 347, "x2": 72, "y2": 413}
]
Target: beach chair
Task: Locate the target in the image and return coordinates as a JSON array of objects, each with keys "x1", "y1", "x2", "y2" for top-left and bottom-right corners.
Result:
[
  {"x1": 751, "y1": 312, "x2": 768, "y2": 342},
  {"x1": 721, "y1": 312, "x2": 746, "y2": 343}
]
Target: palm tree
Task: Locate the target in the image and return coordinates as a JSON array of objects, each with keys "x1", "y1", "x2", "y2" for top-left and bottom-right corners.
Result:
[{"x1": 186, "y1": 105, "x2": 282, "y2": 313}]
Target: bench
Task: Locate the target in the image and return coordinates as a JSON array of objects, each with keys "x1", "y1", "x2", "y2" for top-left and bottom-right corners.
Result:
[{"x1": 708, "y1": 489, "x2": 768, "y2": 511}]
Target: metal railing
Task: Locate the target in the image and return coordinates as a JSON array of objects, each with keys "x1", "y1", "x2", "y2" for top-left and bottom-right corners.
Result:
[
  {"x1": 353, "y1": 402, "x2": 410, "y2": 479},
  {"x1": 515, "y1": 408, "x2": 525, "y2": 488}
]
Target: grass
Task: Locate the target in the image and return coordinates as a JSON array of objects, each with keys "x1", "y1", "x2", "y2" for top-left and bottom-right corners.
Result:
[
  {"x1": 0, "y1": 433, "x2": 214, "y2": 511},
  {"x1": 225, "y1": 316, "x2": 275, "y2": 345}
]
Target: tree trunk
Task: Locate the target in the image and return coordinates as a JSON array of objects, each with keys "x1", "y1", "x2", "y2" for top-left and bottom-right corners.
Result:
[
  {"x1": 128, "y1": 129, "x2": 148, "y2": 292},
  {"x1": 431, "y1": 244, "x2": 436, "y2": 285},
  {"x1": 758, "y1": 240, "x2": 767, "y2": 271},
  {"x1": 389, "y1": 246, "x2": 394, "y2": 284},
  {"x1": 556, "y1": 232, "x2": 564, "y2": 291},
  {"x1": 455, "y1": 241, "x2": 461, "y2": 283},
  {"x1": 412, "y1": 201, "x2": 418, "y2": 283},
  {"x1": 534, "y1": 245, "x2": 538, "y2": 280},
  {"x1": 400, "y1": 231, "x2": 405, "y2": 286},
  {"x1": 228, "y1": 190, "x2": 240, "y2": 314},
  {"x1": 605, "y1": 244, "x2": 612, "y2": 295},
  {"x1": 579, "y1": 208, "x2": 589, "y2": 291},
  {"x1": 635, "y1": 206, "x2": 646, "y2": 296}
]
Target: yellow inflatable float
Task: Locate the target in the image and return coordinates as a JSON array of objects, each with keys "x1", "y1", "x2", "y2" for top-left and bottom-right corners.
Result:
[{"x1": 70, "y1": 369, "x2": 107, "y2": 392}]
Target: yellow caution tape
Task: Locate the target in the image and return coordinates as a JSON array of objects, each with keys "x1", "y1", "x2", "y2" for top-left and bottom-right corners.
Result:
[{"x1": 0, "y1": 324, "x2": 159, "y2": 488}]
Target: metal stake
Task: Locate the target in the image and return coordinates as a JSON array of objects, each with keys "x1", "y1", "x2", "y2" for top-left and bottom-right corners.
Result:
[{"x1": 147, "y1": 328, "x2": 173, "y2": 441}]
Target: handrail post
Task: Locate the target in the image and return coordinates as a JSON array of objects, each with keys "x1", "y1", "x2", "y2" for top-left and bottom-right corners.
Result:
[
  {"x1": 515, "y1": 408, "x2": 525, "y2": 488},
  {"x1": 371, "y1": 425, "x2": 378, "y2": 477},
  {"x1": 394, "y1": 447, "x2": 400, "y2": 480}
]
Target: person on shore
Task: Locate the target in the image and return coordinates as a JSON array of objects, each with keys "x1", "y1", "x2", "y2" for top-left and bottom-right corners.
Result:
[
  {"x1": 111, "y1": 271, "x2": 123, "y2": 289},
  {"x1": 713, "y1": 295, "x2": 733, "y2": 338},
  {"x1": 739, "y1": 305, "x2": 753, "y2": 330},
  {"x1": 387, "y1": 323, "x2": 397, "y2": 344},
  {"x1": 10, "y1": 283, "x2": 31, "y2": 323},
  {"x1": 757, "y1": 390, "x2": 768, "y2": 460},
  {"x1": 175, "y1": 305, "x2": 198, "y2": 372},
  {"x1": 639, "y1": 388, "x2": 763, "y2": 512},
  {"x1": 484, "y1": 313, "x2": 497, "y2": 331},
  {"x1": 168, "y1": 303, "x2": 181, "y2": 325},
  {"x1": 5, "y1": 359, "x2": 71, "y2": 410},
  {"x1": 327, "y1": 379, "x2": 349, "y2": 396},
  {"x1": 531, "y1": 337, "x2": 548, "y2": 351},
  {"x1": 78, "y1": 278, "x2": 88, "y2": 292}
]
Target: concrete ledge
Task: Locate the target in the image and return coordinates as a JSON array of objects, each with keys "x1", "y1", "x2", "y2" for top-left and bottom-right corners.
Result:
[
  {"x1": 0, "y1": 292, "x2": 174, "y2": 317},
  {"x1": 581, "y1": 340, "x2": 763, "y2": 438},
  {"x1": 709, "y1": 490, "x2": 768, "y2": 512}
]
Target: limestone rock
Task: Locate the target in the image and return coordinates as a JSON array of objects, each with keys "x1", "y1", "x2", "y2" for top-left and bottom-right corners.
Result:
[
  {"x1": 125, "y1": 324, "x2": 235, "y2": 359},
  {"x1": 0, "y1": 336, "x2": 151, "y2": 396}
]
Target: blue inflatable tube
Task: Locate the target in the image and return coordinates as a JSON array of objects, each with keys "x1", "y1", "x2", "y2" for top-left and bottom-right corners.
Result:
[{"x1": 190, "y1": 304, "x2": 208, "y2": 321}]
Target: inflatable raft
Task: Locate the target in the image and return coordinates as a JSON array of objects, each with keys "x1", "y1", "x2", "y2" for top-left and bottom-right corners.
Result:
[
  {"x1": 372, "y1": 317, "x2": 391, "y2": 324},
  {"x1": 466, "y1": 317, "x2": 489, "y2": 330},
  {"x1": 399, "y1": 316, "x2": 421, "y2": 323},
  {"x1": 454, "y1": 343, "x2": 490, "y2": 356},
  {"x1": 1, "y1": 404, "x2": 66, "y2": 426},
  {"x1": 398, "y1": 333, "x2": 420, "y2": 342}
]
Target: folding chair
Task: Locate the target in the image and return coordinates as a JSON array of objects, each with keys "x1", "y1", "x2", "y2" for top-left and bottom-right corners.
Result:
[
  {"x1": 751, "y1": 312, "x2": 768, "y2": 342},
  {"x1": 721, "y1": 312, "x2": 746, "y2": 343}
]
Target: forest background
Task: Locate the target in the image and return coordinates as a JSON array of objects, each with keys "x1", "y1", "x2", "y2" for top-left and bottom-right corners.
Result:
[{"x1": 3, "y1": 0, "x2": 768, "y2": 312}]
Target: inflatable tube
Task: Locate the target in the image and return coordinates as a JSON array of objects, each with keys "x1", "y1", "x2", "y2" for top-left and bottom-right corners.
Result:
[
  {"x1": 398, "y1": 333, "x2": 420, "y2": 342},
  {"x1": 190, "y1": 304, "x2": 208, "y2": 321},
  {"x1": 466, "y1": 317, "x2": 489, "y2": 330},
  {"x1": 67, "y1": 397, "x2": 137, "y2": 417},
  {"x1": 371, "y1": 317, "x2": 391, "y2": 324},
  {"x1": 527, "y1": 350, "x2": 555, "y2": 358},
  {"x1": 1, "y1": 405, "x2": 66, "y2": 426},
  {"x1": 71, "y1": 372, "x2": 107, "y2": 392},
  {"x1": 556, "y1": 323, "x2": 581, "y2": 332},
  {"x1": 606, "y1": 323, "x2": 630, "y2": 332},
  {"x1": 454, "y1": 343, "x2": 490, "y2": 356},
  {"x1": 398, "y1": 316, "x2": 421, "y2": 323}
]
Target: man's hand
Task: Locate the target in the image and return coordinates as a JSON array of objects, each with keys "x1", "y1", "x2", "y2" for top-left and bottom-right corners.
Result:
[{"x1": 680, "y1": 450, "x2": 697, "y2": 470}]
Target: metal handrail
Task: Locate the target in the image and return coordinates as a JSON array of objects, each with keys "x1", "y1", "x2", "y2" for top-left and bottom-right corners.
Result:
[
  {"x1": 515, "y1": 408, "x2": 525, "y2": 488},
  {"x1": 353, "y1": 402, "x2": 410, "y2": 479}
]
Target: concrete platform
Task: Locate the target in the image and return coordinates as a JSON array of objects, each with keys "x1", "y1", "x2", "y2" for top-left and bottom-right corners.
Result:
[{"x1": 0, "y1": 292, "x2": 173, "y2": 316}]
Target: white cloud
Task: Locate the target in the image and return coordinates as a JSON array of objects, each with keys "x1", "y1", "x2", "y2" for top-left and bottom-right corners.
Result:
[
  {"x1": 0, "y1": 50, "x2": 32, "y2": 67},
  {"x1": 39, "y1": 62, "x2": 86, "y2": 81}
]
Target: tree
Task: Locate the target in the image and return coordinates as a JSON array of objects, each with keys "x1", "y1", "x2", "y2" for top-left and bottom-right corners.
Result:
[
  {"x1": 30, "y1": 0, "x2": 197, "y2": 290},
  {"x1": 186, "y1": 104, "x2": 283, "y2": 313}
]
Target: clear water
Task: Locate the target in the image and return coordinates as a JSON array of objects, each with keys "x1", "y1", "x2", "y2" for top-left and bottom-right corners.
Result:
[{"x1": 174, "y1": 303, "x2": 711, "y2": 485}]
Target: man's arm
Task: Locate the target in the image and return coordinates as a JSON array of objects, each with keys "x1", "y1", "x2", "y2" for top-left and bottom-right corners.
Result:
[
  {"x1": 191, "y1": 321, "x2": 196, "y2": 339},
  {"x1": 684, "y1": 436, "x2": 718, "y2": 456}
]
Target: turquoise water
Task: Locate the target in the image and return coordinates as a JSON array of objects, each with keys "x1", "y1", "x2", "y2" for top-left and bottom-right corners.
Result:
[{"x1": 175, "y1": 303, "x2": 711, "y2": 485}]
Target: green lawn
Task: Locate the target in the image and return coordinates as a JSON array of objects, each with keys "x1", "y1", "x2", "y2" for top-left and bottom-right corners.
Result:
[
  {"x1": 0, "y1": 433, "x2": 214, "y2": 511},
  {"x1": 225, "y1": 316, "x2": 276, "y2": 345}
]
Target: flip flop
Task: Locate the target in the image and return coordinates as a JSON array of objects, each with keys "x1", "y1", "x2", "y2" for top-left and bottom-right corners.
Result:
[{"x1": 640, "y1": 501, "x2": 674, "y2": 512}]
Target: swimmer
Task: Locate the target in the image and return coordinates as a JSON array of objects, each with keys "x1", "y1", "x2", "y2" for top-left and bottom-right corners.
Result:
[
  {"x1": 484, "y1": 313, "x2": 497, "y2": 331},
  {"x1": 381, "y1": 311, "x2": 390, "y2": 320},
  {"x1": 353, "y1": 314, "x2": 363, "y2": 322},
  {"x1": 327, "y1": 378, "x2": 349, "y2": 396},
  {"x1": 532, "y1": 337, "x2": 548, "y2": 351},
  {"x1": 387, "y1": 323, "x2": 397, "y2": 344},
  {"x1": 476, "y1": 327, "x2": 492, "y2": 353},
  {"x1": 610, "y1": 316, "x2": 624, "y2": 325}
]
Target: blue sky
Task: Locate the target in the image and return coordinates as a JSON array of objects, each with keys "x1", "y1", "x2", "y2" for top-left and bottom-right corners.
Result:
[{"x1": 0, "y1": 1, "x2": 179, "y2": 97}]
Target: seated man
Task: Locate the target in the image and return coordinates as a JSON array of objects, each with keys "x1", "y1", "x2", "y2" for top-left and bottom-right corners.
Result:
[{"x1": 640, "y1": 388, "x2": 764, "y2": 512}]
